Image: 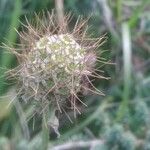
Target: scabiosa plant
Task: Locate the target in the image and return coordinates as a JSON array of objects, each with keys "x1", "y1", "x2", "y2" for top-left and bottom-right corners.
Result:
[{"x1": 6, "y1": 11, "x2": 106, "y2": 133}]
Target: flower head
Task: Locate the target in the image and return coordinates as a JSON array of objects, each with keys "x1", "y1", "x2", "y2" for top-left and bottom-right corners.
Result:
[{"x1": 8, "y1": 11, "x2": 106, "y2": 118}]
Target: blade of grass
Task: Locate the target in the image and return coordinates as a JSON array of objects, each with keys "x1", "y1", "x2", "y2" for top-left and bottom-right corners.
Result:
[
  {"x1": 128, "y1": 0, "x2": 150, "y2": 28},
  {"x1": 0, "y1": 0, "x2": 21, "y2": 95},
  {"x1": 116, "y1": 22, "x2": 132, "y2": 121},
  {"x1": 1, "y1": 0, "x2": 21, "y2": 67},
  {"x1": 117, "y1": 0, "x2": 122, "y2": 22}
]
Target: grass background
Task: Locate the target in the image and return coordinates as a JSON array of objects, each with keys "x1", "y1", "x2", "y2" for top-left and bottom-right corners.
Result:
[{"x1": 0, "y1": 0, "x2": 150, "y2": 149}]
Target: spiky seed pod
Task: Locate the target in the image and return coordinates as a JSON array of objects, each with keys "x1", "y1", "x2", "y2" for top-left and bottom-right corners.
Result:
[{"x1": 7, "y1": 11, "x2": 106, "y2": 119}]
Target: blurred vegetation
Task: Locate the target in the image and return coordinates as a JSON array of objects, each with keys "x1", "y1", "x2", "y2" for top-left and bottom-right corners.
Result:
[{"x1": 0, "y1": 0, "x2": 150, "y2": 149}]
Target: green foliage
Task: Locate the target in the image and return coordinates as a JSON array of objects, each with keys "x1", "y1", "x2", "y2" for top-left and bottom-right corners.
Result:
[{"x1": 104, "y1": 124, "x2": 136, "y2": 150}]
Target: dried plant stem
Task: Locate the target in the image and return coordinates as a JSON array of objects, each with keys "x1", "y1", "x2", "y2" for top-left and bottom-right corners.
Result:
[
  {"x1": 55, "y1": 0, "x2": 64, "y2": 27},
  {"x1": 50, "y1": 138, "x2": 144, "y2": 150},
  {"x1": 51, "y1": 139, "x2": 104, "y2": 150}
]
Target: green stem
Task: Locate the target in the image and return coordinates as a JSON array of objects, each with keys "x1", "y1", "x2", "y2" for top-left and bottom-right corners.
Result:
[
  {"x1": 116, "y1": 23, "x2": 132, "y2": 121},
  {"x1": 54, "y1": 100, "x2": 108, "y2": 144},
  {"x1": 42, "y1": 111, "x2": 49, "y2": 150}
]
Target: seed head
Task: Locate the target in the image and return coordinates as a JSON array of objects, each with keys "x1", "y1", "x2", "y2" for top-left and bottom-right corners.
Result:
[{"x1": 7, "y1": 11, "x2": 106, "y2": 118}]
